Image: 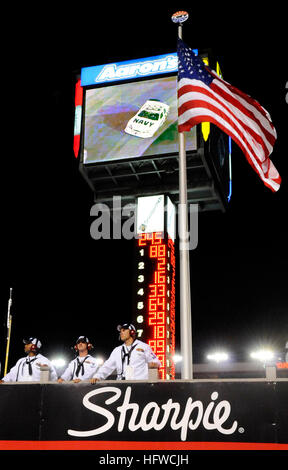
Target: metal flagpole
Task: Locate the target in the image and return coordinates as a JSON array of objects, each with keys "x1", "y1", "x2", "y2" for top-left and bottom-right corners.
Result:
[
  {"x1": 172, "y1": 11, "x2": 193, "y2": 379},
  {"x1": 4, "y1": 288, "x2": 13, "y2": 376}
]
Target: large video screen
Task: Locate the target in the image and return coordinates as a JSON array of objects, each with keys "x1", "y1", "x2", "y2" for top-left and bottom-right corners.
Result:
[{"x1": 83, "y1": 75, "x2": 197, "y2": 164}]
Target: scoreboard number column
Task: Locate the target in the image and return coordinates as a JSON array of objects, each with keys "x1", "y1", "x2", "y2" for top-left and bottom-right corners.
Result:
[{"x1": 133, "y1": 196, "x2": 176, "y2": 380}]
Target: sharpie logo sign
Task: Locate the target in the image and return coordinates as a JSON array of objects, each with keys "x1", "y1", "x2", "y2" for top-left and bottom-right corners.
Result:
[{"x1": 68, "y1": 386, "x2": 239, "y2": 441}]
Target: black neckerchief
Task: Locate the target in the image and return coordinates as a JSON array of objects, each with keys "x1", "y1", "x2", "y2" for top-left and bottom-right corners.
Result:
[
  {"x1": 75, "y1": 355, "x2": 90, "y2": 377},
  {"x1": 120, "y1": 341, "x2": 138, "y2": 379},
  {"x1": 24, "y1": 355, "x2": 38, "y2": 376}
]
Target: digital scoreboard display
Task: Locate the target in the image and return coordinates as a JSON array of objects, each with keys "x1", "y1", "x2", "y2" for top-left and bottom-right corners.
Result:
[
  {"x1": 76, "y1": 52, "x2": 200, "y2": 165},
  {"x1": 75, "y1": 51, "x2": 232, "y2": 210},
  {"x1": 82, "y1": 75, "x2": 197, "y2": 164},
  {"x1": 134, "y1": 232, "x2": 176, "y2": 380},
  {"x1": 132, "y1": 196, "x2": 176, "y2": 380}
]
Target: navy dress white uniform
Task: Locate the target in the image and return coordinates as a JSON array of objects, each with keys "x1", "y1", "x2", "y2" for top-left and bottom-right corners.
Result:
[
  {"x1": 59, "y1": 336, "x2": 99, "y2": 381},
  {"x1": 1, "y1": 338, "x2": 57, "y2": 382},
  {"x1": 93, "y1": 337, "x2": 161, "y2": 381},
  {"x1": 60, "y1": 354, "x2": 99, "y2": 381}
]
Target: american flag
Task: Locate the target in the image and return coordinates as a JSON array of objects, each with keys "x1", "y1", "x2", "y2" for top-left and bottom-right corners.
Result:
[{"x1": 178, "y1": 39, "x2": 281, "y2": 192}]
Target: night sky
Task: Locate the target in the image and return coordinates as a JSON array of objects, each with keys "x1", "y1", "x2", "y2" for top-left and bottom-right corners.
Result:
[{"x1": 1, "y1": 5, "x2": 287, "y2": 373}]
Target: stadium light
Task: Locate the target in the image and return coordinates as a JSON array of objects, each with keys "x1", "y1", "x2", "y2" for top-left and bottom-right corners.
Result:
[
  {"x1": 95, "y1": 357, "x2": 104, "y2": 366},
  {"x1": 250, "y1": 349, "x2": 275, "y2": 362},
  {"x1": 206, "y1": 352, "x2": 229, "y2": 363},
  {"x1": 51, "y1": 358, "x2": 67, "y2": 368}
]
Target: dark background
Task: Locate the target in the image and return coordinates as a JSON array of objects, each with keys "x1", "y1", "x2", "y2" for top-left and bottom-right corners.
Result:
[{"x1": 1, "y1": 4, "x2": 287, "y2": 373}]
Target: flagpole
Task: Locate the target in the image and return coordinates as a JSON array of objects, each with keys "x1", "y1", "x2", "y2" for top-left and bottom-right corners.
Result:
[
  {"x1": 172, "y1": 12, "x2": 193, "y2": 379},
  {"x1": 4, "y1": 288, "x2": 13, "y2": 376}
]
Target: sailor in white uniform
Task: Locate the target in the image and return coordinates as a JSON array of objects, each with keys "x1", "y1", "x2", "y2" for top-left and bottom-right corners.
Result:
[
  {"x1": 90, "y1": 323, "x2": 161, "y2": 382},
  {"x1": 0, "y1": 337, "x2": 57, "y2": 383},
  {"x1": 58, "y1": 336, "x2": 99, "y2": 383}
]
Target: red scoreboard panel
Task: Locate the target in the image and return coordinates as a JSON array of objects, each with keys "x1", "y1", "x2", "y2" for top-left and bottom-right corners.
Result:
[{"x1": 133, "y1": 232, "x2": 176, "y2": 380}]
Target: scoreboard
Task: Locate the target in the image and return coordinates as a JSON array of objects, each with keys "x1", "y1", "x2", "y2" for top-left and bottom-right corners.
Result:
[
  {"x1": 75, "y1": 49, "x2": 232, "y2": 213},
  {"x1": 134, "y1": 232, "x2": 176, "y2": 380},
  {"x1": 74, "y1": 48, "x2": 233, "y2": 379},
  {"x1": 133, "y1": 196, "x2": 176, "y2": 380}
]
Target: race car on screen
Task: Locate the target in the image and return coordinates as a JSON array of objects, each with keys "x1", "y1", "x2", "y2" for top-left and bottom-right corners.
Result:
[{"x1": 124, "y1": 99, "x2": 170, "y2": 138}]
